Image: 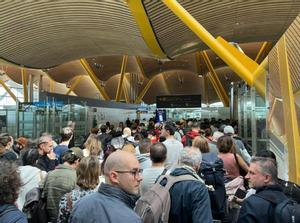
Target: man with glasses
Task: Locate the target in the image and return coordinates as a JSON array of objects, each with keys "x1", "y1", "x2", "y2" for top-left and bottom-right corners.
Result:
[
  {"x1": 36, "y1": 134, "x2": 56, "y2": 172},
  {"x1": 70, "y1": 150, "x2": 142, "y2": 223}
]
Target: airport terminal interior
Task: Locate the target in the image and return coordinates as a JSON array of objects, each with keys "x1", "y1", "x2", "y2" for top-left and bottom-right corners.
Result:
[{"x1": 0, "y1": 1, "x2": 299, "y2": 185}]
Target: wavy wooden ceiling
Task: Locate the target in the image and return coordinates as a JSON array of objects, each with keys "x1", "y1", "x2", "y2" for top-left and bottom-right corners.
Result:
[{"x1": 0, "y1": 1, "x2": 299, "y2": 104}]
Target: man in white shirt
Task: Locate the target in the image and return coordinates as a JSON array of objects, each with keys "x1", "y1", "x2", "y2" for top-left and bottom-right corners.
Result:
[
  {"x1": 140, "y1": 142, "x2": 167, "y2": 195},
  {"x1": 161, "y1": 123, "x2": 183, "y2": 169}
]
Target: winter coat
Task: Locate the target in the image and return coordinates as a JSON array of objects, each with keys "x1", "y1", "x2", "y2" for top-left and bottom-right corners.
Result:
[
  {"x1": 237, "y1": 184, "x2": 287, "y2": 223},
  {"x1": 168, "y1": 167, "x2": 213, "y2": 223},
  {"x1": 69, "y1": 183, "x2": 141, "y2": 223},
  {"x1": 0, "y1": 203, "x2": 27, "y2": 223},
  {"x1": 16, "y1": 166, "x2": 46, "y2": 210},
  {"x1": 36, "y1": 154, "x2": 56, "y2": 172},
  {"x1": 43, "y1": 164, "x2": 77, "y2": 222},
  {"x1": 181, "y1": 130, "x2": 200, "y2": 146}
]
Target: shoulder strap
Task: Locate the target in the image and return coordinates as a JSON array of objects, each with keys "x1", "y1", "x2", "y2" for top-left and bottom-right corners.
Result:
[
  {"x1": 161, "y1": 168, "x2": 168, "y2": 175},
  {"x1": 157, "y1": 174, "x2": 199, "y2": 191},
  {"x1": 233, "y1": 153, "x2": 240, "y2": 167}
]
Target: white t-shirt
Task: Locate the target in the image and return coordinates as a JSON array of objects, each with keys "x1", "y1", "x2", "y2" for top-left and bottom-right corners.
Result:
[
  {"x1": 163, "y1": 138, "x2": 183, "y2": 169},
  {"x1": 140, "y1": 167, "x2": 165, "y2": 195}
]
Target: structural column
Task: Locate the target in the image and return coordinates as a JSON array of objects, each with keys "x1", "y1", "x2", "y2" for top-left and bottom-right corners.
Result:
[{"x1": 277, "y1": 35, "x2": 300, "y2": 184}]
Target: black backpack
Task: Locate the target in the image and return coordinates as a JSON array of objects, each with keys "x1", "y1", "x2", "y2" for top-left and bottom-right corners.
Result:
[
  {"x1": 184, "y1": 135, "x2": 193, "y2": 146},
  {"x1": 22, "y1": 187, "x2": 48, "y2": 223},
  {"x1": 199, "y1": 157, "x2": 226, "y2": 220},
  {"x1": 278, "y1": 179, "x2": 300, "y2": 203},
  {"x1": 255, "y1": 193, "x2": 300, "y2": 223}
]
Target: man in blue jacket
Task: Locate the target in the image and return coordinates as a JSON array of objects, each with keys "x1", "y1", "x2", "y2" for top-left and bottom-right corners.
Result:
[
  {"x1": 70, "y1": 150, "x2": 142, "y2": 223},
  {"x1": 0, "y1": 160, "x2": 27, "y2": 223},
  {"x1": 168, "y1": 147, "x2": 213, "y2": 223},
  {"x1": 237, "y1": 156, "x2": 287, "y2": 223}
]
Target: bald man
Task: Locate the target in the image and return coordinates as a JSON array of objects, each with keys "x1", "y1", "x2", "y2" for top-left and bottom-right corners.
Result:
[{"x1": 69, "y1": 150, "x2": 142, "y2": 223}]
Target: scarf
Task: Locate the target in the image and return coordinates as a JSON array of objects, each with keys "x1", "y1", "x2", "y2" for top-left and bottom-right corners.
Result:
[{"x1": 98, "y1": 183, "x2": 139, "y2": 209}]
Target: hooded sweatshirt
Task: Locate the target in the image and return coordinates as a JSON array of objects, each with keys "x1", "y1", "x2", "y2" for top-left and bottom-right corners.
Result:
[
  {"x1": 17, "y1": 166, "x2": 46, "y2": 210},
  {"x1": 181, "y1": 130, "x2": 200, "y2": 146}
]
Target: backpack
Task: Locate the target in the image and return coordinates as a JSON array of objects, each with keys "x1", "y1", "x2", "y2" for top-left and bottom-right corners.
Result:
[
  {"x1": 135, "y1": 174, "x2": 199, "y2": 223},
  {"x1": 199, "y1": 157, "x2": 227, "y2": 220},
  {"x1": 278, "y1": 179, "x2": 300, "y2": 203},
  {"x1": 255, "y1": 193, "x2": 300, "y2": 223},
  {"x1": 22, "y1": 187, "x2": 48, "y2": 223},
  {"x1": 184, "y1": 134, "x2": 193, "y2": 146},
  {"x1": 232, "y1": 135, "x2": 252, "y2": 156}
]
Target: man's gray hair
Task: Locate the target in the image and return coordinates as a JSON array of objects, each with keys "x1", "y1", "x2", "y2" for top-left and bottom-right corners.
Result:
[
  {"x1": 38, "y1": 134, "x2": 52, "y2": 146},
  {"x1": 179, "y1": 147, "x2": 202, "y2": 168},
  {"x1": 251, "y1": 156, "x2": 278, "y2": 183}
]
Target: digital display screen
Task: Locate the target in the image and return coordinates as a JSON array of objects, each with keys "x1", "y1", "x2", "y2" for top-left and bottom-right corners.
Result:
[{"x1": 156, "y1": 95, "x2": 201, "y2": 108}]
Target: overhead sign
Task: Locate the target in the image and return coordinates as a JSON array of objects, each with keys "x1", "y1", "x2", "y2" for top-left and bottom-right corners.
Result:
[
  {"x1": 18, "y1": 101, "x2": 64, "y2": 111},
  {"x1": 156, "y1": 95, "x2": 201, "y2": 108}
]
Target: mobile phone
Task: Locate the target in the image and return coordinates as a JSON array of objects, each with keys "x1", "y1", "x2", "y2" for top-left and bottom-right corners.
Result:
[{"x1": 234, "y1": 188, "x2": 247, "y2": 199}]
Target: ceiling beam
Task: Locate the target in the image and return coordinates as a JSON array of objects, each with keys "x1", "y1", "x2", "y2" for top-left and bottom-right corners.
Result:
[
  {"x1": 201, "y1": 51, "x2": 230, "y2": 107},
  {"x1": 135, "y1": 56, "x2": 147, "y2": 79},
  {"x1": 80, "y1": 58, "x2": 110, "y2": 100},
  {"x1": 126, "y1": 0, "x2": 167, "y2": 58},
  {"x1": 195, "y1": 51, "x2": 202, "y2": 75},
  {"x1": 162, "y1": 0, "x2": 267, "y2": 98},
  {"x1": 162, "y1": 72, "x2": 171, "y2": 95},
  {"x1": 115, "y1": 55, "x2": 128, "y2": 102},
  {"x1": 21, "y1": 68, "x2": 28, "y2": 102},
  {"x1": 0, "y1": 79, "x2": 18, "y2": 102},
  {"x1": 42, "y1": 70, "x2": 56, "y2": 93},
  {"x1": 255, "y1": 41, "x2": 272, "y2": 63},
  {"x1": 66, "y1": 75, "x2": 84, "y2": 95},
  {"x1": 123, "y1": 75, "x2": 130, "y2": 104},
  {"x1": 277, "y1": 35, "x2": 300, "y2": 184},
  {"x1": 135, "y1": 76, "x2": 156, "y2": 104}
]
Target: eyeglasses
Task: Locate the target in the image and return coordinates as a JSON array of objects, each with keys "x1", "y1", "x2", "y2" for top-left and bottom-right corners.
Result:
[{"x1": 115, "y1": 169, "x2": 143, "y2": 178}]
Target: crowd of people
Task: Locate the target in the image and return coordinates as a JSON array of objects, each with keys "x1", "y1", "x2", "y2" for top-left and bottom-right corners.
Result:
[{"x1": 0, "y1": 117, "x2": 299, "y2": 223}]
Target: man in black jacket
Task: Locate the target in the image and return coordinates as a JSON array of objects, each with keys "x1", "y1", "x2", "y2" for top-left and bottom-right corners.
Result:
[{"x1": 237, "y1": 156, "x2": 287, "y2": 223}]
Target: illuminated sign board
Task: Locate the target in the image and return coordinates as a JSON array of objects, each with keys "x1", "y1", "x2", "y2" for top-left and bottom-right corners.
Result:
[{"x1": 156, "y1": 95, "x2": 201, "y2": 108}]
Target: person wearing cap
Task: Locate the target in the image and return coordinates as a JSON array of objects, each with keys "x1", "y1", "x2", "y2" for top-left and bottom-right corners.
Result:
[
  {"x1": 224, "y1": 125, "x2": 251, "y2": 164},
  {"x1": 43, "y1": 147, "x2": 83, "y2": 223},
  {"x1": 36, "y1": 134, "x2": 56, "y2": 172}
]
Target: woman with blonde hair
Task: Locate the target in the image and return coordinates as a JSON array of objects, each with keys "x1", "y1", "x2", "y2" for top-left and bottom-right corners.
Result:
[
  {"x1": 192, "y1": 135, "x2": 223, "y2": 171},
  {"x1": 82, "y1": 134, "x2": 102, "y2": 157},
  {"x1": 57, "y1": 156, "x2": 100, "y2": 223}
]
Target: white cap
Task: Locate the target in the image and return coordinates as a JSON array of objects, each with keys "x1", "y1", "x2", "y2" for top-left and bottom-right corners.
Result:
[{"x1": 224, "y1": 125, "x2": 235, "y2": 134}]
